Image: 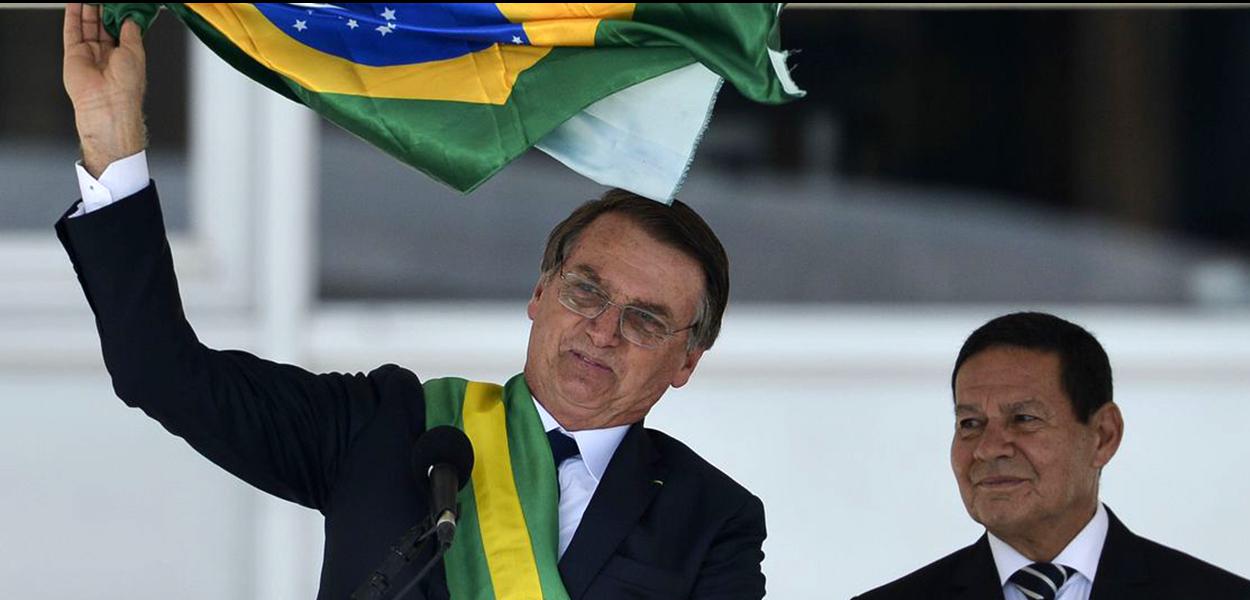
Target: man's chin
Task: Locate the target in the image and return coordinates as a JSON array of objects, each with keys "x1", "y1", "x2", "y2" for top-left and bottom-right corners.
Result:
[
  {"x1": 971, "y1": 502, "x2": 1031, "y2": 534},
  {"x1": 550, "y1": 379, "x2": 611, "y2": 410},
  {"x1": 555, "y1": 362, "x2": 615, "y2": 395}
]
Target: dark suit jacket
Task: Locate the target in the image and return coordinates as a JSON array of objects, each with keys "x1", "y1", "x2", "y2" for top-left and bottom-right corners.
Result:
[
  {"x1": 56, "y1": 183, "x2": 766, "y2": 600},
  {"x1": 853, "y1": 507, "x2": 1250, "y2": 600}
]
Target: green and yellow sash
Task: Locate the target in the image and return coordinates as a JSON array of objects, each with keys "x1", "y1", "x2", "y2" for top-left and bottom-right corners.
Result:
[{"x1": 423, "y1": 375, "x2": 570, "y2": 600}]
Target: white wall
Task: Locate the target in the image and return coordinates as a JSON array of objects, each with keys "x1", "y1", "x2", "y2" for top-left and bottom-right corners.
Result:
[{"x1": 0, "y1": 372, "x2": 256, "y2": 600}]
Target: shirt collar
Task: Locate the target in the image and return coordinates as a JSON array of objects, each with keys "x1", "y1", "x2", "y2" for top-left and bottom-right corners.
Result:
[
  {"x1": 531, "y1": 397, "x2": 629, "y2": 483},
  {"x1": 987, "y1": 502, "x2": 1110, "y2": 587}
]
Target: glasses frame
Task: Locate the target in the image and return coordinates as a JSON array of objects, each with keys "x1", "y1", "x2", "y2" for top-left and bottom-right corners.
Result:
[{"x1": 554, "y1": 271, "x2": 697, "y2": 349}]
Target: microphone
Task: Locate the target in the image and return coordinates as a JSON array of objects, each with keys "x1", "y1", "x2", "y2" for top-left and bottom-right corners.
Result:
[
  {"x1": 350, "y1": 426, "x2": 475, "y2": 600},
  {"x1": 411, "y1": 425, "x2": 475, "y2": 548}
]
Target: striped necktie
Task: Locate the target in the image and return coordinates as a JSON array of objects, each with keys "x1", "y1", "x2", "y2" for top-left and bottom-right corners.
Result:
[{"x1": 1009, "y1": 562, "x2": 1071, "y2": 600}]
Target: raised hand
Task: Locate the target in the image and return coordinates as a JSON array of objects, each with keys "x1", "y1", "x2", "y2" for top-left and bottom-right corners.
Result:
[{"x1": 63, "y1": 3, "x2": 147, "y2": 177}]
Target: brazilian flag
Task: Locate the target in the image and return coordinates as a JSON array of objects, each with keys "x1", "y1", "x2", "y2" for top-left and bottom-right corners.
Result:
[{"x1": 103, "y1": 3, "x2": 803, "y2": 201}]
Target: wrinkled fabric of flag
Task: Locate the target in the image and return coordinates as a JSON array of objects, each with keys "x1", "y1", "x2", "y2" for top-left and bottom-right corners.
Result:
[{"x1": 103, "y1": 3, "x2": 803, "y2": 202}]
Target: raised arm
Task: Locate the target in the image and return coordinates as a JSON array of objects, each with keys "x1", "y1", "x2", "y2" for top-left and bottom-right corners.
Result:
[{"x1": 57, "y1": 4, "x2": 401, "y2": 513}]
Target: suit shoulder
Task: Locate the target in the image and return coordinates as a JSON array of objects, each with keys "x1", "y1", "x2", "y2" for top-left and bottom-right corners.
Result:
[
  {"x1": 853, "y1": 545, "x2": 977, "y2": 600},
  {"x1": 363, "y1": 363, "x2": 423, "y2": 392},
  {"x1": 323, "y1": 364, "x2": 425, "y2": 427},
  {"x1": 291, "y1": 363, "x2": 423, "y2": 405},
  {"x1": 1137, "y1": 535, "x2": 1250, "y2": 592},
  {"x1": 644, "y1": 428, "x2": 757, "y2": 503}
]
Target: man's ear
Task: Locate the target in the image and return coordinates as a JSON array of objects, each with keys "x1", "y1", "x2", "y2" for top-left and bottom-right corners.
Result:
[
  {"x1": 1090, "y1": 402, "x2": 1124, "y2": 468},
  {"x1": 526, "y1": 276, "x2": 547, "y2": 321},
  {"x1": 670, "y1": 346, "x2": 706, "y2": 389}
]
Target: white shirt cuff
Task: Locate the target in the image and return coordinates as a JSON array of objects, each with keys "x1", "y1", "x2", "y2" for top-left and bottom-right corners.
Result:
[{"x1": 71, "y1": 150, "x2": 151, "y2": 217}]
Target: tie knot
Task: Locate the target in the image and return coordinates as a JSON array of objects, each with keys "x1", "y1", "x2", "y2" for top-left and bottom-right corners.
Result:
[
  {"x1": 547, "y1": 429, "x2": 580, "y2": 466},
  {"x1": 1009, "y1": 562, "x2": 1071, "y2": 600}
]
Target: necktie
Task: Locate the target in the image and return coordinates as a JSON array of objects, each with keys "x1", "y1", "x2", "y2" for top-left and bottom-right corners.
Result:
[
  {"x1": 1009, "y1": 562, "x2": 1071, "y2": 600},
  {"x1": 547, "y1": 429, "x2": 580, "y2": 467}
]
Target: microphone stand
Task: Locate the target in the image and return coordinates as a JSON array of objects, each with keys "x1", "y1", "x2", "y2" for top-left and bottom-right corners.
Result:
[
  {"x1": 391, "y1": 543, "x2": 448, "y2": 600},
  {"x1": 351, "y1": 518, "x2": 450, "y2": 600}
]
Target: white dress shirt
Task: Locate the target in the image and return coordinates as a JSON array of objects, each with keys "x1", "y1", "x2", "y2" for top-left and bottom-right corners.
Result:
[
  {"x1": 72, "y1": 153, "x2": 633, "y2": 559},
  {"x1": 988, "y1": 502, "x2": 1110, "y2": 600},
  {"x1": 532, "y1": 398, "x2": 628, "y2": 558},
  {"x1": 72, "y1": 151, "x2": 150, "y2": 216}
]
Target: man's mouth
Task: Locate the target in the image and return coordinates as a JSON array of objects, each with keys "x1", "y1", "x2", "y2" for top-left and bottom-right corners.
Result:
[
  {"x1": 570, "y1": 350, "x2": 613, "y2": 373},
  {"x1": 976, "y1": 476, "x2": 1028, "y2": 489}
]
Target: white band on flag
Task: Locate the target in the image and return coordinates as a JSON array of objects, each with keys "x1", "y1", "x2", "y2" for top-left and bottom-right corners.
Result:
[{"x1": 536, "y1": 63, "x2": 724, "y2": 203}]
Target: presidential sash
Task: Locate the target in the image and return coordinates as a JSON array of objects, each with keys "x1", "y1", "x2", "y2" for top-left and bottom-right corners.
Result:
[{"x1": 423, "y1": 375, "x2": 569, "y2": 599}]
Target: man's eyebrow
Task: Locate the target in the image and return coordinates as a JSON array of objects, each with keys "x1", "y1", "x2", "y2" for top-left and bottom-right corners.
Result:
[
  {"x1": 630, "y1": 300, "x2": 673, "y2": 319},
  {"x1": 568, "y1": 264, "x2": 601, "y2": 283},
  {"x1": 954, "y1": 399, "x2": 1050, "y2": 416},
  {"x1": 1004, "y1": 399, "x2": 1049, "y2": 414},
  {"x1": 572, "y1": 263, "x2": 680, "y2": 318},
  {"x1": 567, "y1": 264, "x2": 674, "y2": 319}
]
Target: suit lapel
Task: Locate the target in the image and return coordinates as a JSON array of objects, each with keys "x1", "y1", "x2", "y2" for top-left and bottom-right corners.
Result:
[
  {"x1": 950, "y1": 535, "x2": 1007, "y2": 600},
  {"x1": 557, "y1": 424, "x2": 665, "y2": 600},
  {"x1": 1089, "y1": 507, "x2": 1151, "y2": 599}
]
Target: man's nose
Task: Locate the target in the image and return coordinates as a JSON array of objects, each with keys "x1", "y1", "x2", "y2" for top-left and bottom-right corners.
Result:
[
  {"x1": 972, "y1": 421, "x2": 1015, "y2": 462},
  {"x1": 586, "y1": 304, "x2": 623, "y2": 347}
]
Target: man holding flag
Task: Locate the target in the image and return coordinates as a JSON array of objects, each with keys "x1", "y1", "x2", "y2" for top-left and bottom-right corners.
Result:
[
  {"x1": 94, "y1": 2, "x2": 803, "y2": 200},
  {"x1": 58, "y1": 3, "x2": 779, "y2": 598}
]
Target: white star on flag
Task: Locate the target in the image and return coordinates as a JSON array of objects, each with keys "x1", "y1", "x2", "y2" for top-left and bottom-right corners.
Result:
[
  {"x1": 381, "y1": 7, "x2": 396, "y2": 20},
  {"x1": 511, "y1": 35, "x2": 523, "y2": 44},
  {"x1": 293, "y1": 19, "x2": 307, "y2": 32},
  {"x1": 376, "y1": 23, "x2": 393, "y2": 36},
  {"x1": 346, "y1": 19, "x2": 358, "y2": 29}
]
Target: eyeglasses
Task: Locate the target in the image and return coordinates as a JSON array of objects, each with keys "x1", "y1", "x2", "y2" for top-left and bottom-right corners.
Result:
[{"x1": 555, "y1": 271, "x2": 697, "y2": 349}]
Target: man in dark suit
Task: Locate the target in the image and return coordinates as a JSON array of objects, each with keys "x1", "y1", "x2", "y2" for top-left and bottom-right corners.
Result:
[
  {"x1": 59, "y1": 5, "x2": 764, "y2": 599},
  {"x1": 855, "y1": 312, "x2": 1250, "y2": 600}
]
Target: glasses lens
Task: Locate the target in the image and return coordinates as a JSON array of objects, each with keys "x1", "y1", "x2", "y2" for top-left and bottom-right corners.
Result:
[
  {"x1": 559, "y1": 274, "x2": 608, "y2": 317},
  {"x1": 621, "y1": 307, "x2": 671, "y2": 348},
  {"x1": 557, "y1": 272, "x2": 675, "y2": 349}
]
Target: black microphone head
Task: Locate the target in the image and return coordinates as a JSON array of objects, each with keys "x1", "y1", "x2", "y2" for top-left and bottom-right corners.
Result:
[{"x1": 411, "y1": 425, "x2": 475, "y2": 489}]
